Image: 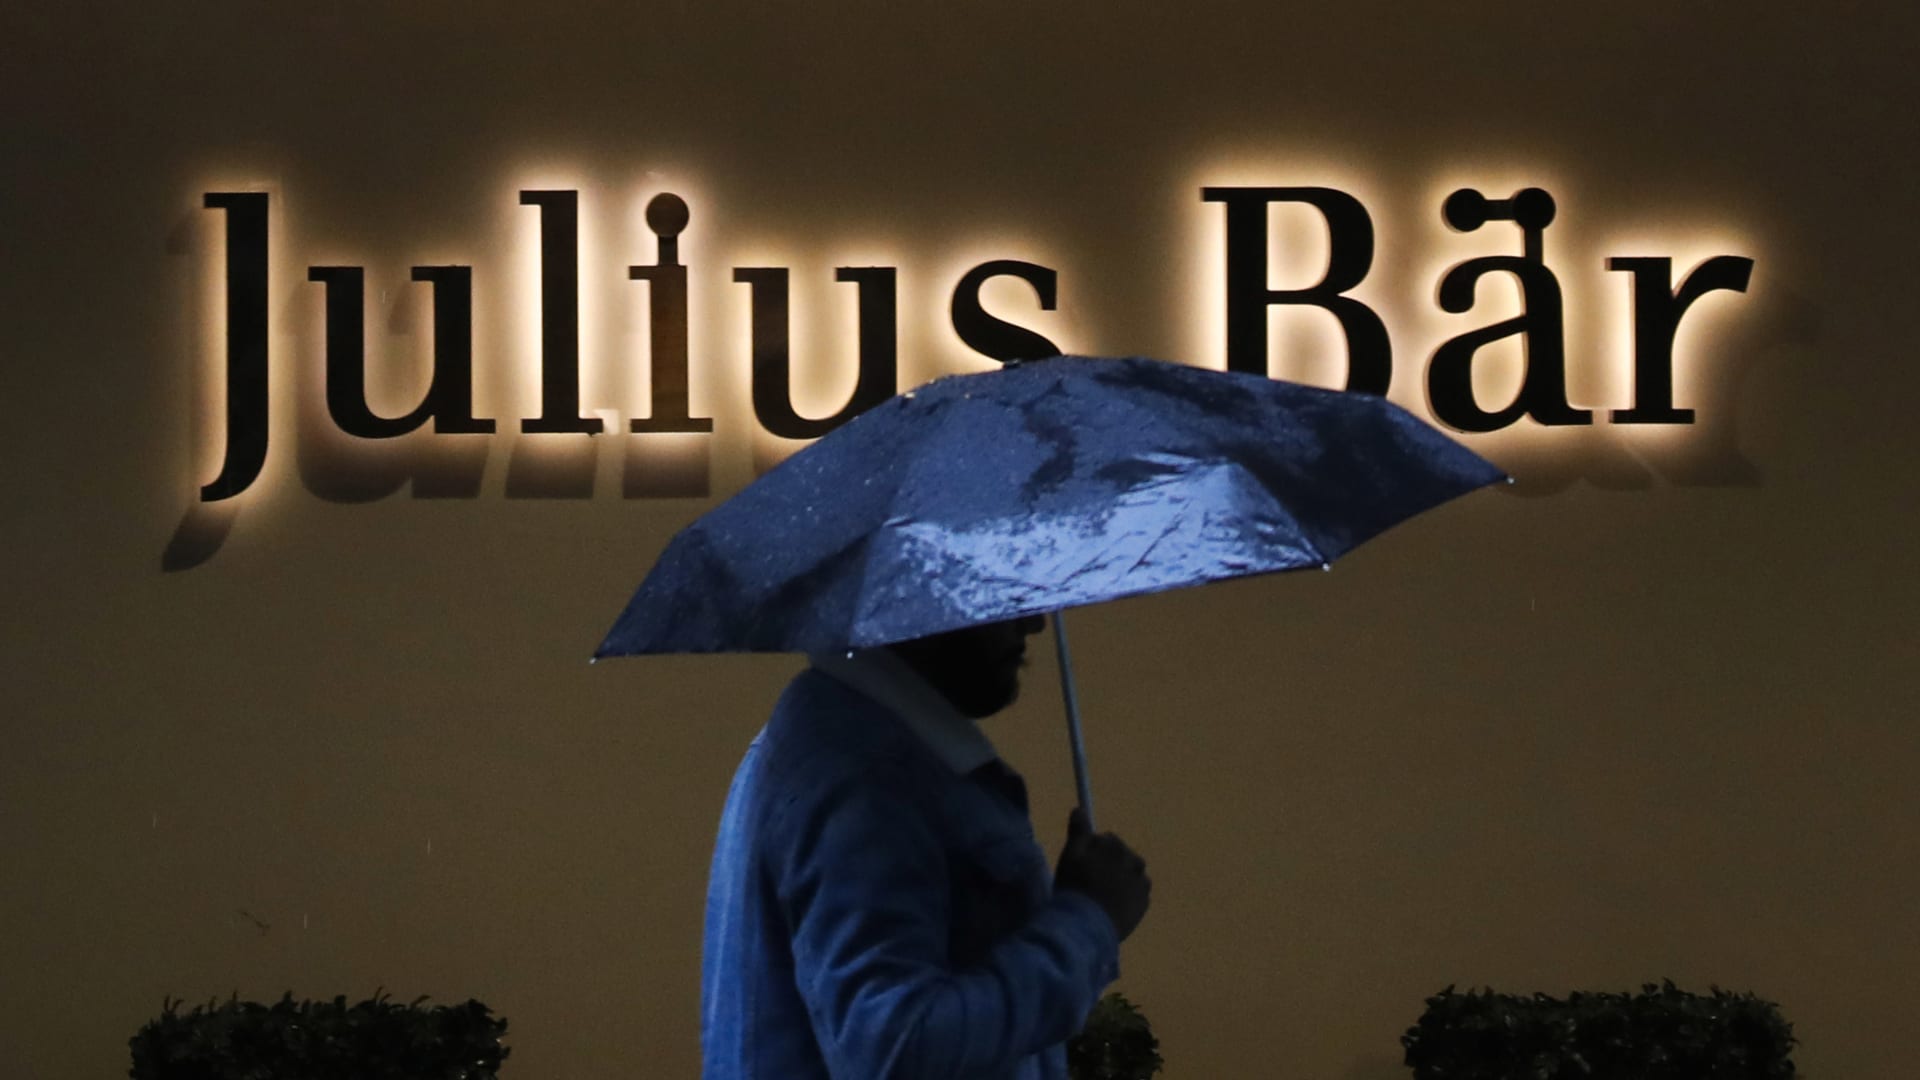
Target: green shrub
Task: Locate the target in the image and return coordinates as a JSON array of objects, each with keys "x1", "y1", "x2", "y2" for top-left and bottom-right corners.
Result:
[
  {"x1": 1401, "y1": 980, "x2": 1796, "y2": 1079},
  {"x1": 1068, "y1": 991, "x2": 1163, "y2": 1080},
  {"x1": 128, "y1": 988, "x2": 509, "y2": 1080}
]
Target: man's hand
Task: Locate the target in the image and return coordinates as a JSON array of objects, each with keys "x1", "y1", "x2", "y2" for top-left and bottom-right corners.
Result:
[{"x1": 1052, "y1": 807, "x2": 1151, "y2": 943}]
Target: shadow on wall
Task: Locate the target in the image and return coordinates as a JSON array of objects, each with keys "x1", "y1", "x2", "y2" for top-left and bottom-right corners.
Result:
[{"x1": 161, "y1": 427, "x2": 711, "y2": 571}]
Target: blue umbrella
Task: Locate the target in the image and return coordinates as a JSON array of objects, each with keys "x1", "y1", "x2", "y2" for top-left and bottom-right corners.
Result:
[{"x1": 595, "y1": 355, "x2": 1506, "y2": 825}]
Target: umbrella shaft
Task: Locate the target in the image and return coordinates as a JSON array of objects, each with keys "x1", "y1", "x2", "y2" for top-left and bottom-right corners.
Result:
[{"x1": 1052, "y1": 611, "x2": 1095, "y2": 831}]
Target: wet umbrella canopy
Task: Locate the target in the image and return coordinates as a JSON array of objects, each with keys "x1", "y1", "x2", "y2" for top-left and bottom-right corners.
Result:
[
  {"x1": 595, "y1": 354, "x2": 1507, "y2": 823},
  {"x1": 596, "y1": 355, "x2": 1504, "y2": 656}
]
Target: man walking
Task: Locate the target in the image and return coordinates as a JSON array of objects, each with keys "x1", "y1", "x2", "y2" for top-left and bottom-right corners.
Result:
[{"x1": 700, "y1": 614, "x2": 1153, "y2": 1079}]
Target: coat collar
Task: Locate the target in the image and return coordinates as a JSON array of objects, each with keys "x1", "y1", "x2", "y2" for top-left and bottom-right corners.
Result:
[{"x1": 807, "y1": 647, "x2": 1001, "y2": 775}]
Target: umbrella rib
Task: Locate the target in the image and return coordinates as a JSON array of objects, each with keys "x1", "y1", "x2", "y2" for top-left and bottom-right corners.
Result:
[{"x1": 1121, "y1": 506, "x2": 1191, "y2": 578}]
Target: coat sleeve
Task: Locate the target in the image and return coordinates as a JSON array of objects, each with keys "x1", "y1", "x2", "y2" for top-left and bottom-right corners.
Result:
[{"x1": 766, "y1": 765, "x2": 1121, "y2": 1079}]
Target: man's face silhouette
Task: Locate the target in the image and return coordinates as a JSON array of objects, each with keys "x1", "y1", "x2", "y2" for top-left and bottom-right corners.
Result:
[{"x1": 888, "y1": 614, "x2": 1047, "y2": 720}]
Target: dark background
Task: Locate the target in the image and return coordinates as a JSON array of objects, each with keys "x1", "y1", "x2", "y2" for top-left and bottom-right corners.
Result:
[{"x1": 3, "y1": 3, "x2": 1914, "y2": 1076}]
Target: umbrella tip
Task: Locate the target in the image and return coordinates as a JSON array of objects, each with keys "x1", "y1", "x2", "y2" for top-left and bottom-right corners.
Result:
[{"x1": 1320, "y1": 562, "x2": 1332, "y2": 572}]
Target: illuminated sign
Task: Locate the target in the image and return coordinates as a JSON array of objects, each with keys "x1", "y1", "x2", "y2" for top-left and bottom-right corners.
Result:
[{"x1": 193, "y1": 183, "x2": 1753, "y2": 502}]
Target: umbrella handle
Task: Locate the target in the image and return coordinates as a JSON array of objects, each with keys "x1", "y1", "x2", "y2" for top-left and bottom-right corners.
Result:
[{"x1": 1052, "y1": 610, "x2": 1096, "y2": 832}]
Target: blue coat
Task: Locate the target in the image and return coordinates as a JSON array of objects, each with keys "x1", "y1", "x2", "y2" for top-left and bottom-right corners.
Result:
[{"x1": 700, "y1": 667, "x2": 1122, "y2": 1079}]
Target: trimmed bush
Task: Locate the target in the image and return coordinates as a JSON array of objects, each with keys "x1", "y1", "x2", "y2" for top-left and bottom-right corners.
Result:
[
  {"x1": 1068, "y1": 991, "x2": 1163, "y2": 1080},
  {"x1": 1402, "y1": 980, "x2": 1796, "y2": 1079},
  {"x1": 128, "y1": 988, "x2": 509, "y2": 1080}
]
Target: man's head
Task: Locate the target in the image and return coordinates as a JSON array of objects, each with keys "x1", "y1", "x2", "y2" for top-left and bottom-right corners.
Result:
[{"x1": 887, "y1": 613, "x2": 1047, "y2": 719}]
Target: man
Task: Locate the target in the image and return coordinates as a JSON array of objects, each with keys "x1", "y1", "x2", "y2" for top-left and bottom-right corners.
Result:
[{"x1": 700, "y1": 613, "x2": 1153, "y2": 1079}]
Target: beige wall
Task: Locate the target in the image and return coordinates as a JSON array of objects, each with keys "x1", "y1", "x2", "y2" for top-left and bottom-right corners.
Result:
[{"x1": 4, "y1": 3, "x2": 1915, "y2": 1077}]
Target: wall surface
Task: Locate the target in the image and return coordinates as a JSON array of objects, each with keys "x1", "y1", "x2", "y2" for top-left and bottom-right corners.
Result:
[{"x1": 3, "y1": 3, "x2": 1915, "y2": 1077}]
